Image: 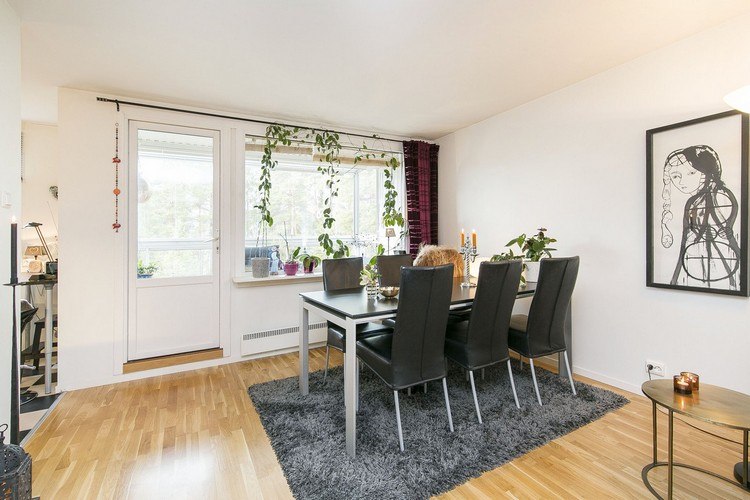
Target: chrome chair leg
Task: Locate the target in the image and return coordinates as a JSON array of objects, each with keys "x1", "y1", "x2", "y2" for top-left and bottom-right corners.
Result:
[
  {"x1": 423, "y1": 383, "x2": 427, "y2": 394},
  {"x1": 407, "y1": 387, "x2": 412, "y2": 396},
  {"x1": 563, "y1": 350, "x2": 576, "y2": 396},
  {"x1": 506, "y1": 359, "x2": 520, "y2": 409},
  {"x1": 394, "y1": 390, "x2": 404, "y2": 452},
  {"x1": 529, "y1": 358, "x2": 542, "y2": 406},
  {"x1": 481, "y1": 368, "x2": 485, "y2": 380},
  {"x1": 442, "y1": 378, "x2": 455, "y2": 432},
  {"x1": 519, "y1": 356, "x2": 523, "y2": 370},
  {"x1": 468, "y1": 370, "x2": 483, "y2": 424},
  {"x1": 323, "y1": 345, "x2": 330, "y2": 383}
]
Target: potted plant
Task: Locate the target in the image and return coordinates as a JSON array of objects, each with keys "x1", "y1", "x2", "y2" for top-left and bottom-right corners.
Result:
[
  {"x1": 137, "y1": 260, "x2": 158, "y2": 279},
  {"x1": 494, "y1": 227, "x2": 557, "y2": 282},
  {"x1": 359, "y1": 264, "x2": 381, "y2": 298},
  {"x1": 297, "y1": 250, "x2": 321, "y2": 274},
  {"x1": 278, "y1": 223, "x2": 300, "y2": 276}
]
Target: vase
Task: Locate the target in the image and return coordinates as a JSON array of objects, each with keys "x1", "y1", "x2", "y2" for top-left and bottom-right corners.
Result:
[
  {"x1": 366, "y1": 283, "x2": 378, "y2": 298},
  {"x1": 524, "y1": 260, "x2": 541, "y2": 282},
  {"x1": 283, "y1": 261, "x2": 299, "y2": 276},
  {"x1": 251, "y1": 257, "x2": 270, "y2": 278}
]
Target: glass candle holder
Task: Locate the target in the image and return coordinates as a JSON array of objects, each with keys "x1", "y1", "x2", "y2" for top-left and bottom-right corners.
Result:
[
  {"x1": 673, "y1": 374, "x2": 693, "y2": 395},
  {"x1": 680, "y1": 372, "x2": 699, "y2": 391}
]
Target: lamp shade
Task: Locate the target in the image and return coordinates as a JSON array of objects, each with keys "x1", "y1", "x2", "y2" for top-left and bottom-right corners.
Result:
[
  {"x1": 724, "y1": 85, "x2": 750, "y2": 113},
  {"x1": 23, "y1": 245, "x2": 46, "y2": 257},
  {"x1": 385, "y1": 228, "x2": 396, "y2": 238}
]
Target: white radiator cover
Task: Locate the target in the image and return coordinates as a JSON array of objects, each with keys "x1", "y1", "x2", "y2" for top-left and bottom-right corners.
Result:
[{"x1": 242, "y1": 322, "x2": 327, "y2": 356}]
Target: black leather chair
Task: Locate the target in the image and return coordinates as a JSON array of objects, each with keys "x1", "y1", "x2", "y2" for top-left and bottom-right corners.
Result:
[
  {"x1": 376, "y1": 254, "x2": 413, "y2": 287},
  {"x1": 508, "y1": 256, "x2": 579, "y2": 405},
  {"x1": 321, "y1": 257, "x2": 390, "y2": 382},
  {"x1": 357, "y1": 264, "x2": 455, "y2": 451},
  {"x1": 444, "y1": 260, "x2": 523, "y2": 422}
]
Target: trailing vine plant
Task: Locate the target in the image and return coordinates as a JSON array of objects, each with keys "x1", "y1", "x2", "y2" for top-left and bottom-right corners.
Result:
[{"x1": 258, "y1": 126, "x2": 407, "y2": 258}]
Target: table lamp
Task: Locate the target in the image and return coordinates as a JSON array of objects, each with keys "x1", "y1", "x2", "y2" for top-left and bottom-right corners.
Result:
[
  {"x1": 385, "y1": 227, "x2": 396, "y2": 255},
  {"x1": 23, "y1": 222, "x2": 57, "y2": 275}
]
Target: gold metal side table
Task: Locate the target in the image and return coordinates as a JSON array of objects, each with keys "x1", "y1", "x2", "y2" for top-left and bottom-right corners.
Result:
[{"x1": 641, "y1": 379, "x2": 750, "y2": 499}]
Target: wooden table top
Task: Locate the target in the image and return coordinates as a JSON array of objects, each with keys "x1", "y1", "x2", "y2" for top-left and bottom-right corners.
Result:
[{"x1": 642, "y1": 379, "x2": 750, "y2": 431}]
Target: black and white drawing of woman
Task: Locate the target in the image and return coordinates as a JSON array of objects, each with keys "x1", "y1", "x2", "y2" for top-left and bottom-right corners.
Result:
[{"x1": 661, "y1": 145, "x2": 740, "y2": 289}]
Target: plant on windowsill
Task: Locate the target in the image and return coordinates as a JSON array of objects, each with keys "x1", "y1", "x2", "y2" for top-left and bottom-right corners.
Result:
[
  {"x1": 137, "y1": 260, "x2": 158, "y2": 279},
  {"x1": 279, "y1": 222, "x2": 300, "y2": 276},
  {"x1": 295, "y1": 249, "x2": 321, "y2": 274},
  {"x1": 491, "y1": 227, "x2": 557, "y2": 283}
]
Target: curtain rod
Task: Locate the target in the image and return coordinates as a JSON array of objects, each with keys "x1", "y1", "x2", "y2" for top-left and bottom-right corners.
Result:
[
  {"x1": 96, "y1": 97, "x2": 413, "y2": 144},
  {"x1": 244, "y1": 133, "x2": 401, "y2": 155}
]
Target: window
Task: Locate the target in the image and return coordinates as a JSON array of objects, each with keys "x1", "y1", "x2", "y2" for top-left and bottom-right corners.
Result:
[
  {"x1": 136, "y1": 128, "x2": 217, "y2": 278},
  {"x1": 243, "y1": 136, "x2": 403, "y2": 272}
]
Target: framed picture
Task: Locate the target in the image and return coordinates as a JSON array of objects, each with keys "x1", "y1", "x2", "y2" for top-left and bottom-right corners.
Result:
[{"x1": 647, "y1": 110, "x2": 749, "y2": 296}]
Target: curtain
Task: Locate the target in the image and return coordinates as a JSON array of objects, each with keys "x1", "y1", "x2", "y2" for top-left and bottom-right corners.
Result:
[{"x1": 403, "y1": 140, "x2": 439, "y2": 257}]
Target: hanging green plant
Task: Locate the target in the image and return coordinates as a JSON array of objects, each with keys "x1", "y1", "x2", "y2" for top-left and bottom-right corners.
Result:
[
  {"x1": 255, "y1": 124, "x2": 299, "y2": 245},
  {"x1": 315, "y1": 130, "x2": 350, "y2": 258}
]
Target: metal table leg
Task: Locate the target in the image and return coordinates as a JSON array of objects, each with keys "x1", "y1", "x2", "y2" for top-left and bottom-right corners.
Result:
[
  {"x1": 44, "y1": 284, "x2": 54, "y2": 394},
  {"x1": 652, "y1": 401, "x2": 658, "y2": 464},
  {"x1": 299, "y1": 298, "x2": 309, "y2": 396},
  {"x1": 668, "y1": 409, "x2": 674, "y2": 499}
]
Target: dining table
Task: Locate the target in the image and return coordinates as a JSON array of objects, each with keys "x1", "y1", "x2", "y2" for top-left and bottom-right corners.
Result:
[{"x1": 298, "y1": 277, "x2": 573, "y2": 457}]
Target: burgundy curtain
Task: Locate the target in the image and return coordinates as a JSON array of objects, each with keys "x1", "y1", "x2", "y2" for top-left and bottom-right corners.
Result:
[{"x1": 403, "y1": 140, "x2": 439, "y2": 257}]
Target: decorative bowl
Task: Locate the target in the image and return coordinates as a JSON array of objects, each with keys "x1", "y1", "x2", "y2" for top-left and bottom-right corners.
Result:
[{"x1": 379, "y1": 286, "x2": 399, "y2": 298}]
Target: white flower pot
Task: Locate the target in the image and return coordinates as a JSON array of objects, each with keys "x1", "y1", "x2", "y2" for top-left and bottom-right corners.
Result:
[
  {"x1": 251, "y1": 257, "x2": 270, "y2": 278},
  {"x1": 524, "y1": 260, "x2": 541, "y2": 282}
]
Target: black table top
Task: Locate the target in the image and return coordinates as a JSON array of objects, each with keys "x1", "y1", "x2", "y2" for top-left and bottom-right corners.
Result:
[{"x1": 300, "y1": 278, "x2": 536, "y2": 319}]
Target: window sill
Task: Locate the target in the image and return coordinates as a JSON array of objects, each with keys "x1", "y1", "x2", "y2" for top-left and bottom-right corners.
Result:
[{"x1": 233, "y1": 272, "x2": 323, "y2": 287}]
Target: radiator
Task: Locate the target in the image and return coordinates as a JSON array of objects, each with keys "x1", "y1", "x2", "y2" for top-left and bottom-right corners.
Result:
[{"x1": 242, "y1": 322, "x2": 327, "y2": 356}]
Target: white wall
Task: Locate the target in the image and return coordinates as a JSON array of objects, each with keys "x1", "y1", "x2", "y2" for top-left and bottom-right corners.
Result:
[
  {"x1": 58, "y1": 88, "x2": 382, "y2": 391},
  {"x1": 0, "y1": 0, "x2": 21, "y2": 429},
  {"x1": 21, "y1": 122, "x2": 58, "y2": 247},
  {"x1": 438, "y1": 14, "x2": 750, "y2": 395}
]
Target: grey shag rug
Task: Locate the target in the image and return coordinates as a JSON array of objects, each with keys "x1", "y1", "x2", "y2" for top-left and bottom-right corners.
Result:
[{"x1": 247, "y1": 362, "x2": 628, "y2": 499}]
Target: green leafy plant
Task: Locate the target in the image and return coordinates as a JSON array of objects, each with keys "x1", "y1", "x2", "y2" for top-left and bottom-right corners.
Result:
[
  {"x1": 137, "y1": 260, "x2": 159, "y2": 276},
  {"x1": 295, "y1": 248, "x2": 321, "y2": 271},
  {"x1": 503, "y1": 227, "x2": 557, "y2": 262},
  {"x1": 490, "y1": 252, "x2": 526, "y2": 284},
  {"x1": 368, "y1": 243, "x2": 385, "y2": 267},
  {"x1": 359, "y1": 264, "x2": 381, "y2": 287},
  {"x1": 279, "y1": 222, "x2": 300, "y2": 263}
]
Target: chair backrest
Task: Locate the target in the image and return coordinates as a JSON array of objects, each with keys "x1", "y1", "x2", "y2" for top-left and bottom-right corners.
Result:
[
  {"x1": 464, "y1": 260, "x2": 523, "y2": 365},
  {"x1": 19, "y1": 300, "x2": 38, "y2": 331},
  {"x1": 322, "y1": 257, "x2": 363, "y2": 291},
  {"x1": 391, "y1": 265, "x2": 454, "y2": 387},
  {"x1": 376, "y1": 254, "x2": 413, "y2": 287},
  {"x1": 526, "y1": 257, "x2": 580, "y2": 355}
]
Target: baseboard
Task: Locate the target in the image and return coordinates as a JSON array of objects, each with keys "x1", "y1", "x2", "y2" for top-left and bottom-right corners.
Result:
[
  {"x1": 572, "y1": 365, "x2": 642, "y2": 395},
  {"x1": 123, "y1": 347, "x2": 224, "y2": 374}
]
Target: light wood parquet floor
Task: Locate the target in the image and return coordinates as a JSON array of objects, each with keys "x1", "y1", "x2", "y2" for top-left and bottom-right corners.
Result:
[{"x1": 25, "y1": 349, "x2": 749, "y2": 499}]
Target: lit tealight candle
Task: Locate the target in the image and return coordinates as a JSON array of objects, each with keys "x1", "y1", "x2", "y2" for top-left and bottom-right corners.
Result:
[
  {"x1": 471, "y1": 229, "x2": 477, "y2": 249},
  {"x1": 673, "y1": 374, "x2": 692, "y2": 395},
  {"x1": 680, "y1": 372, "x2": 699, "y2": 391}
]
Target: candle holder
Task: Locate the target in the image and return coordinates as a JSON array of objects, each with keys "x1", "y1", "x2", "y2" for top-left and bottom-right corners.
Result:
[
  {"x1": 673, "y1": 374, "x2": 693, "y2": 395},
  {"x1": 680, "y1": 372, "x2": 700, "y2": 391},
  {"x1": 459, "y1": 237, "x2": 478, "y2": 288}
]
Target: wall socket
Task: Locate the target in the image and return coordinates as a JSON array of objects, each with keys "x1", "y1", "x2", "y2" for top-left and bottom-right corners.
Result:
[{"x1": 645, "y1": 360, "x2": 665, "y2": 377}]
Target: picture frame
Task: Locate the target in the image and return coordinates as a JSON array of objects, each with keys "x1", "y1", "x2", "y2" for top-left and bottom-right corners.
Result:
[{"x1": 646, "y1": 110, "x2": 749, "y2": 296}]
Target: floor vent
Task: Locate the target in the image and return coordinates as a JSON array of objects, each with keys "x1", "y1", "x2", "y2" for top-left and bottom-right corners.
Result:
[{"x1": 243, "y1": 322, "x2": 327, "y2": 342}]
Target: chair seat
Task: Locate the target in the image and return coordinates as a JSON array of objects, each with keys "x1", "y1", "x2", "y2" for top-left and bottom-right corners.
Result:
[
  {"x1": 327, "y1": 321, "x2": 392, "y2": 352},
  {"x1": 356, "y1": 333, "x2": 395, "y2": 387},
  {"x1": 382, "y1": 318, "x2": 396, "y2": 328},
  {"x1": 445, "y1": 319, "x2": 469, "y2": 343},
  {"x1": 509, "y1": 314, "x2": 527, "y2": 332}
]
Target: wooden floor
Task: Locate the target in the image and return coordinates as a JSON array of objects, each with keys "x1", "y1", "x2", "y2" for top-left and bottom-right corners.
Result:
[{"x1": 26, "y1": 349, "x2": 748, "y2": 499}]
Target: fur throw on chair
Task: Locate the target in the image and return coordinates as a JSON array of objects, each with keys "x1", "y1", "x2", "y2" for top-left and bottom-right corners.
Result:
[{"x1": 413, "y1": 245, "x2": 463, "y2": 277}]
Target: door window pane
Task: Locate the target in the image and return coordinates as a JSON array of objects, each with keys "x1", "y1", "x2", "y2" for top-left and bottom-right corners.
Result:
[{"x1": 137, "y1": 129, "x2": 214, "y2": 278}]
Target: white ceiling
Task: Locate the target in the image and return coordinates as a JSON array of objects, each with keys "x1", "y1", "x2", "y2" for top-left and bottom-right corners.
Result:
[{"x1": 11, "y1": 0, "x2": 750, "y2": 139}]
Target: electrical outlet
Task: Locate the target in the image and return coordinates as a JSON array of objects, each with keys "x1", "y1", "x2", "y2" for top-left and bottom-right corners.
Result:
[{"x1": 645, "y1": 360, "x2": 665, "y2": 378}]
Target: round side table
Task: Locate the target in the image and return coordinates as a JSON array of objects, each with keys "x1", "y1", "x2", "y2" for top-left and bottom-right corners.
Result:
[{"x1": 641, "y1": 379, "x2": 750, "y2": 499}]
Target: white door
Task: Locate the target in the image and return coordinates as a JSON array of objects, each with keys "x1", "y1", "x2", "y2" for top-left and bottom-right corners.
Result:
[{"x1": 127, "y1": 122, "x2": 221, "y2": 361}]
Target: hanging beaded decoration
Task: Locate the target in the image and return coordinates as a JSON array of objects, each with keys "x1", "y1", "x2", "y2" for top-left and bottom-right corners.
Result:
[{"x1": 112, "y1": 123, "x2": 122, "y2": 232}]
